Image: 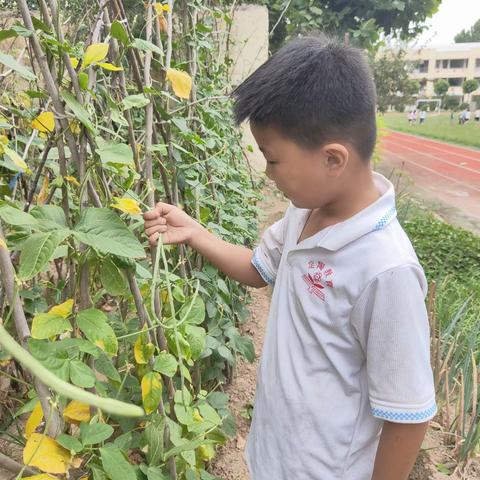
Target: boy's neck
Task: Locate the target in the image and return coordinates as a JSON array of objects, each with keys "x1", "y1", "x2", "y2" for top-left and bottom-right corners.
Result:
[{"x1": 315, "y1": 168, "x2": 379, "y2": 227}]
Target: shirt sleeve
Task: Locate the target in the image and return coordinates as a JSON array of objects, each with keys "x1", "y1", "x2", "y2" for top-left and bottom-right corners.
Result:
[
  {"x1": 351, "y1": 264, "x2": 437, "y2": 424},
  {"x1": 251, "y1": 212, "x2": 289, "y2": 287}
]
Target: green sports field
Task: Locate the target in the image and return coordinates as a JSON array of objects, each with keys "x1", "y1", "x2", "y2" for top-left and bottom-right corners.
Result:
[{"x1": 382, "y1": 112, "x2": 480, "y2": 149}]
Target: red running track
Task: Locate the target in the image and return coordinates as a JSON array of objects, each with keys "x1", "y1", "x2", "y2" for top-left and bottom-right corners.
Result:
[{"x1": 381, "y1": 131, "x2": 480, "y2": 223}]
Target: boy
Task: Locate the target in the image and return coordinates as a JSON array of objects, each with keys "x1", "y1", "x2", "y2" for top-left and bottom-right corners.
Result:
[{"x1": 144, "y1": 36, "x2": 436, "y2": 480}]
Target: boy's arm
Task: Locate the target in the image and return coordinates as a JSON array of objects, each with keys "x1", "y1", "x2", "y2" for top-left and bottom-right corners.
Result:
[
  {"x1": 371, "y1": 421, "x2": 428, "y2": 480},
  {"x1": 144, "y1": 202, "x2": 266, "y2": 288}
]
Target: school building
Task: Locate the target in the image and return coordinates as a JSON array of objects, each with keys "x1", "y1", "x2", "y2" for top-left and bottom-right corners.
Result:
[{"x1": 406, "y1": 42, "x2": 480, "y2": 99}]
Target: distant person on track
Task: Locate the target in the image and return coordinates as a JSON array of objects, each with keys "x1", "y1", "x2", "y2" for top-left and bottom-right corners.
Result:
[
  {"x1": 475, "y1": 109, "x2": 480, "y2": 122},
  {"x1": 465, "y1": 109, "x2": 471, "y2": 123},
  {"x1": 419, "y1": 110, "x2": 426, "y2": 124},
  {"x1": 144, "y1": 35, "x2": 436, "y2": 480}
]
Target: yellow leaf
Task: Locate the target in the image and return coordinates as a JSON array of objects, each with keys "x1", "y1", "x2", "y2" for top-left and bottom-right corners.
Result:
[
  {"x1": 134, "y1": 333, "x2": 155, "y2": 364},
  {"x1": 31, "y1": 112, "x2": 55, "y2": 133},
  {"x1": 63, "y1": 400, "x2": 91, "y2": 424},
  {"x1": 97, "y1": 62, "x2": 123, "y2": 71},
  {"x1": 83, "y1": 43, "x2": 109, "y2": 67},
  {"x1": 69, "y1": 57, "x2": 79, "y2": 68},
  {"x1": 3, "y1": 146, "x2": 32, "y2": 174},
  {"x1": 112, "y1": 197, "x2": 142, "y2": 215},
  {"x1": 64, "y1": 175, "x2": 80, "y2": 186},
  {"x1": 23, "y1": 433, "x2": 71, "y2": 474},
  {"x1": 0, "y1": 238, "x2": 8, "y2": 251},
  {"x1": 49, "y1": 299, "x2": 74, "y2": 318},
  {"x1": 141, "y1": 372, "x2": 162, "y2": 414},
  {"x1": 22, "y1": 475, "x2": 58, "y2": 480},
  {"x1": 37, "y1": 176, "x2": 49, "y2": 205},
  {"x1": 25, "y1": 402, "x2": 43, "y2": 439},
  {"x1": 198, "y1": 443, "x2": 215, "y2": 461},
  {"x1": 0, "y1": 134, "x2": 8, "y2": 145},
  {"x1": 192, "y1": 408, "x2": 204, "y2": 423},
  {"x1": 69, "y1": 121, "x2": 81, "y2": 135},
  {"x1": 154, "y1": 3, "x2": 171, "y2": 15},
  {"x1": 166, "y1": 68, "x2": 192, "y2": 99}
]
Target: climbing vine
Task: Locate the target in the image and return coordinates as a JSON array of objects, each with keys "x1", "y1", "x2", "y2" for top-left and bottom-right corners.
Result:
[{"x1": 0, "y1": 1, "x2": 258, "y2": 479}]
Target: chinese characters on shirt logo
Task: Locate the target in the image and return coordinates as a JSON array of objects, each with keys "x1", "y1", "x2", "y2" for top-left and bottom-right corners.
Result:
[{"x1": 302, "y1": 261, "x2": 334, "y2": 302}]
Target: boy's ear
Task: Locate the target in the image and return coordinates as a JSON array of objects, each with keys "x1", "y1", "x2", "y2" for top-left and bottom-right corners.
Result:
[{"x1": 321, "y1": 143, "x2": 349, "y2": 176}]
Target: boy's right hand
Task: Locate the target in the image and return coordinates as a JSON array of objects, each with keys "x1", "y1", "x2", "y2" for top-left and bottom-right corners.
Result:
[{"x1": 143, "y1": 202, "x2": 202, "y2": 246}]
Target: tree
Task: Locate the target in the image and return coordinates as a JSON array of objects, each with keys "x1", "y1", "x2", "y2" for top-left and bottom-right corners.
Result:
[
  {"x1": 455, "y1": 18, "x2": 480, "y2": 43},
  {"x1": 463, "y1": 79, "x2": 480, "y2": 95},
  {"x1": 372, "y1": 50, "x2": 418, "y2": 113},
  {"x1": 434, "y1": 79, "x2": 449, "y2": 97},
  {"x1": 463, "y1": 79, "x2": 480, "y2": 103},
  {"x1": 246, "y1": 0, "x2": 441, "y2": 51}
]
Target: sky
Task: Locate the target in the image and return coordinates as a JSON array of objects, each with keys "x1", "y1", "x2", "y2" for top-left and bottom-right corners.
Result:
[{"x1": 415, "y1": 0, "x2": 480, "y2": 46}]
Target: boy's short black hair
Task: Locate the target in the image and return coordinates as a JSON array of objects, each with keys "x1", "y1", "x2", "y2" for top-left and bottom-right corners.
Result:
[{"x1": 232, "y1": 35, "x2": 377, "y2": 161}]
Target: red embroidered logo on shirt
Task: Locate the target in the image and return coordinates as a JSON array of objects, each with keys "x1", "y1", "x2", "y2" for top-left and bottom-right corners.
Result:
[{"x1": 302, "y1": 261, "x2": 334, "y2": 301}]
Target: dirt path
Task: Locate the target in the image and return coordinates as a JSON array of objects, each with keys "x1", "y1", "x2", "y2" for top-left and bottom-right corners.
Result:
[{"x1": 210, "y1": 180, "x2": 479, "y2": 480}]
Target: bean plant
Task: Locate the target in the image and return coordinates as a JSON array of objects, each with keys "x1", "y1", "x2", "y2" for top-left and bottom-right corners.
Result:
[{"x1": 0, "y1": 1, "x2": 259, "y2": 479}]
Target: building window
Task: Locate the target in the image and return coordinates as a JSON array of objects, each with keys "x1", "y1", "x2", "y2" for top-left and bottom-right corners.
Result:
[
  {"x1": 443, "y1": 59, "x2": 449, "y2": 68},
  {"x1": 448, "y1": 77, "x2": 464, "y2": 86},
  {"x1": 413, "y1": 60, "x2": 429, "y2": 73},
  {"x1": 476, "y1": 59, "x2": 480, "y2": 68},
  {"x1": 449, "y1": 59, "x2": 468, "y2": 69}
]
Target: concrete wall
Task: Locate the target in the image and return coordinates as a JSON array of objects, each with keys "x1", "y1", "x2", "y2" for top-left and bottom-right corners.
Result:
[{"x1": 228, "y1": 5, "x2": 269, "y2": 173}]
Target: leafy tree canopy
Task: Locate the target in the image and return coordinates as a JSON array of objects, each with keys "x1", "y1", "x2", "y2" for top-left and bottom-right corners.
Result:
[
  {"x1": 454, "y1": 18, "x2": 480, "y2": 43},
  {"x1": 372, "y1": 50, "x2": 419, "y2": 113},
  {"x1": 245, "y1": 0, "x2": 441, "y2": 51}
]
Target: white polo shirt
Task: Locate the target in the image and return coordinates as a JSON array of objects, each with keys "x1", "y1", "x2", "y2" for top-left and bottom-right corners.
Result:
[{"x1": 247, "y1": 172, "x2": 436, "y2": 480}]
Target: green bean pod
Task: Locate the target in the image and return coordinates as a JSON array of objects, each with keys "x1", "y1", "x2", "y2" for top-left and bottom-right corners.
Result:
[{"x1": 0, "y1": 323, "x2": 145, "y2": 418}]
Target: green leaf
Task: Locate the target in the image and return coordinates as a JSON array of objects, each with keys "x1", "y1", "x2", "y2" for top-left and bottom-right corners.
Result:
[
  {"x1": 153, "y1": 352, "x2": 178, "y2": 377},
  {"x1": 145, "y1": 415, "x2": 165, "y2": 466},
  {"x1": 0, "y1": 29, "x2": 17, "y2": 42},
  {"x1": 184, "y1": 325, "x2": 206, "y2": 361},
  {"x1": 61, "y1": 90, "x2": 96, "y2": 134},
  {"x1": 73, "y1": 208, "x2": 145, "y2": 258},
  {"x1": 0, "y1": 205, "x2": 39, "y2": 227},
  {"x1": 30, "y1": 205, "x2": 69, "y2": 231},
  {"x1": 31, "y1": 312, "x2": 72, "y2": 339},
  {"x1": 19, "y1": 231, "x2": 68, "y2": 280},
  {"x1": 76, "y1": 308, "x2": 118, "y2": 356},
  {"x1": 0, "y1": 51, "x2": 36, "y2": 81},
  {"x1": 132, "y1": 38, "x2": 163, "y2": 56},
  {"x1": 111, "y1": 20, "x2": 129, "y2": 46},
  {"x1": 70, "y1": 359, "x2": 96, "y2": 388},
  {"x1": 100, "y1": 257, "x2": 127, "y2": 296},
  {"x1": 81, "y1": 423, "x2": 114, "y2": 445},
  {"x1": 56, "y1": 434, "x2": 83, "y2": 454},
  {"x1": 217, "y1": 345, "x2": 234, "y2": 365},
  {"x1": 179, "y1": 296, "x2": 205, "y2": 325},
  {"x1": 78, "y1": 71, "x2": 88, "y2": 90},
  {"x1": 100, "y1": 445, "x2": 137, "y2": 480},
  {"x1": 122, "y1": 94, "x2": 150, "y2": 110},
  {"x1": 96, "y1": 138, "x2": 134, "y2": 167},
  {"x1": 95, "y1": 352, "x2": 121, "y2": 382},
  {"x1": 164, "y1": 438, "x2": 212, "y2": 460}
]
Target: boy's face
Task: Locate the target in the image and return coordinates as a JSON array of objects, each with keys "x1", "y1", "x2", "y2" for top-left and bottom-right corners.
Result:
[{"x1": 250, "y1": 124, "x2": 348, "y2": 210}]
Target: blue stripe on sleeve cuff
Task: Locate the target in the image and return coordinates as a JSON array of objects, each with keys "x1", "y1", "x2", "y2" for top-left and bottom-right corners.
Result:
[
  {"x1": 251, "y1": 248, "x2": 275, "y2": 286},
  {"x1": 371, "y1": 401, "x2": 437, "y2": 423}
]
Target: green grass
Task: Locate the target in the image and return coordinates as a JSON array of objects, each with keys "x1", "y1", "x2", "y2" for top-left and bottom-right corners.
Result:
[{"x1": 382, "y1": 112, "x2": 480, "y2": 149}]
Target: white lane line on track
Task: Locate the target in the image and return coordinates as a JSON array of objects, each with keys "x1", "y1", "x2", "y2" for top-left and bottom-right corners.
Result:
[
  {"x1": 382, "y1": 147, "x2": 480, "y2": 195},
  {"x1": 383, "y1": 138, "x2": 480, "y2": 177},
  {"x1": 388, "y1": 131, "x2": 480, "y2": 164}
]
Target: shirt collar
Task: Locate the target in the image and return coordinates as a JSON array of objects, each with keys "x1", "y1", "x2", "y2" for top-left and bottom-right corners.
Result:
[{"x1": 314, "y1": 172, "x2": 397, "y2": 251}]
